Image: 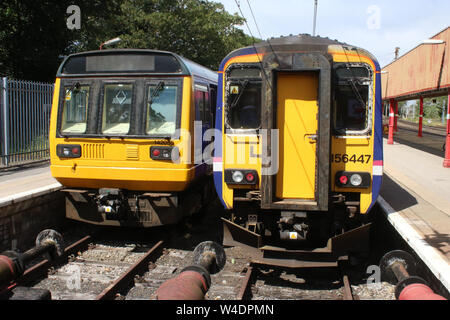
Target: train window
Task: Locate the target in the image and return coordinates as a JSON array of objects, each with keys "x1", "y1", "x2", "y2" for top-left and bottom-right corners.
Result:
[
  {"x1": 146, "y1": 84, "x2": 178, "y2": 135},
  {"x1": 194, "y1": 85, "x2": 212, "y2": 126},
  {"x1": 335, "y1": 67, "x2": 369, "y2": 79},
  {"x1": 333, "y1": 66, "x2": 371, "y2": 133},
  {"x1": 101, "y1": 84, "x2": 133, "y2": 134},
  {"x1": 61, "y1": 85, "x2": 89, "y2": 133},
  {"x1": 226, "y1": 66, "x2": 262, "y2": 130},
  {"x1": 229, "y1": 68, "x2": 262, "y2": 79},
  {"x1": 204, "y1": 91, "x2": 211, "y2": 125},
  {"x1": 227, "y1": 82, "x2": 262, "y2": 129}
]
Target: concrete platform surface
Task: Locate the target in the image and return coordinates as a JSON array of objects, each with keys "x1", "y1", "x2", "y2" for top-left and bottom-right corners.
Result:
[
  {"x1": 379, "y1": 136, "x2": 450, "y2": 292},
  {"x1": 0, "y1": 164, "x2": 61, "y2": 206}
]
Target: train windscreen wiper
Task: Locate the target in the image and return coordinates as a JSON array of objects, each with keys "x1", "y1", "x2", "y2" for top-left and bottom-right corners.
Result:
[
  {"x1": 347, "y1": 78, "x2": 366, "y2": 109},
  {"x1": 67, "y1": 82, "x2": 81, "y2": 94},
  {"x1": 230, "y1": 80, "x2": 249, "y2": 110},
  {"x1": 148, "y1": 81, "x2": 165, "y2": 105}
]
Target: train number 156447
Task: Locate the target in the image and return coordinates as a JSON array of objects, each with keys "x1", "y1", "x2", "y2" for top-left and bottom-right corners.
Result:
[{"x1": 331, "y1": 154, "x2": 372, "y2": 164}]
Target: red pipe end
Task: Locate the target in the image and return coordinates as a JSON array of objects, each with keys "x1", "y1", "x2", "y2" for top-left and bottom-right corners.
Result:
[
  {"x1": 399, "y1": 283, "x2": 447, "y2": 300},
  {"x1": 156, "y1": 271, "x2": 208, "y2": 300}
]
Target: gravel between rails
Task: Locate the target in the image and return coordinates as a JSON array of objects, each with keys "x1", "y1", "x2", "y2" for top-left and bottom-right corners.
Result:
[{"x1": 27, "y1": 199, "x2": 396, "y2": 300}]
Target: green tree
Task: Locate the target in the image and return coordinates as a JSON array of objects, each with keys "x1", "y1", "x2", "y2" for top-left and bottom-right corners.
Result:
[
  {"x1": 0, "y1": 0, "x2": 121, "y2": 81},
  {"x1": 0, "y1": 1, "x2": 72, "y2": 81},
  {"x1": 0, "y1": 0, "x2": 256, "y2": 81},
  {"x1": 77, "y1": 0, "x2": 256, "y2": 70},
  {"x1": 424, "y1": 96, "x2": 447, "y2": 120}
]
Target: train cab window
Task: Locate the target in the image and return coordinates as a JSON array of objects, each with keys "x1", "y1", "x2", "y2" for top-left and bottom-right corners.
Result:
[
  {"x1": 101, "y1": 84, "x2": 133, "y2": 134},
  {"x1": 61, "y1": 85, "x2": 89, "y2": 133},
  {"x1": 146, "y1": 84, "x2": 178, "y2": 135},
  {"x1": 226, "y1": 67, "x2": 262, "y2": 130},
  {"x1": 333, "y1": 66, "x2": 372, "y2": 133}
]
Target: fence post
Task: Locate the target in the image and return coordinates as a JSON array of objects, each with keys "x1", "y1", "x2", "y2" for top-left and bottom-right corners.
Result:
[
  {"x1": 418, "y1": 97, "x2": 424, "y2": 138},
  {"x1": 444, "y1": 88, "x2": 450, "y2": 168},
  {"x1": 388, "y1": 99, "x2": 395, "y2": 145},
  {"x1": 1, "y1": 77, "x2": 9, "y2": 166}
]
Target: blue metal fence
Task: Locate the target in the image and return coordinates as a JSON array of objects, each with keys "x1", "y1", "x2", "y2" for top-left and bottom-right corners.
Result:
[{"x1": 0, "y1": 77, "x2": 54, "y2": 167}]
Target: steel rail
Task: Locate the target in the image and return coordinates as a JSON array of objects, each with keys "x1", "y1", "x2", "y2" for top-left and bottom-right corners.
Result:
[
  {"x1": 237, "y1": 265, "x2": 254, "y2": 300},
  {"x1": 13, "y1": 235, "x2": 92, "y2": 287},
  {"x1": 342, "y1": 274, "x2": 354, "y2": 300},
  {"x1": 95, "y1": 240, "x2": 164, "y2": 300}
]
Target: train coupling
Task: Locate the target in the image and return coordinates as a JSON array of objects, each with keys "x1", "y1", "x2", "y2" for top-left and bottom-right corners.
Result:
[
  {"x1": 278, "y1": 212, "x2": 309, "y2": 241},
  {"x1": 379, "y1": 250, "x2": 447, "y2": 300},
  {"x1": 156, "y1": 241, "x2": 226, "y2": 300},
  {"x1": 96, "y1": 188, "x2": 126, "y2": 218},
  {"x1": 0, "y1": 229, "x2": 64, "y2": 297}
]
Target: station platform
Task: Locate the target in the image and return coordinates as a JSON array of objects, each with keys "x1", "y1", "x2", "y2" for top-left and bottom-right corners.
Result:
[
  {"x1": 378, "y1": 126, "x2": 450, "y2": 292},
  {"x1": 0, "y1": 163, "x2": 61, "y2": 207}
]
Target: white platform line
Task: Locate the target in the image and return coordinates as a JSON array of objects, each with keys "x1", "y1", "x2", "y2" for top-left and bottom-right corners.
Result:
[
  {"x1": 377, "y1": 196, "x2": 450, "y2": 292},
  {"x1": 0, "y1": 182, "x2": 63, "y2": 208}
]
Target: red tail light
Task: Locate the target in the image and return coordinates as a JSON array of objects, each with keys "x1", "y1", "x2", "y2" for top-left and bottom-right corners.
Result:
[
  {"x1": 245, "y1": 172, "x2": 255, "y2": 182},
  {"x1": 56, "y1": 144, "x2": 82, "y2": 158},
  {"x1": 152, "y1": 149, "x2": 161, "y2": 157},
  {"x1": 339, "y1": 175, "x2": 348, "y2": 185},
  {"x1": 150, "y1": 146, "x2": 179, "y2": 161},
  {"x1": 225, "y1": 169, "x2": 258, "y2": 185},
  {"x1": 336, "y1": 171, "x2": 371, "y2": 189}
]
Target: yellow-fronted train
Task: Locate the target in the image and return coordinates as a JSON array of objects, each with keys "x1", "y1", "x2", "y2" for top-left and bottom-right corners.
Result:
[
  {"x1": 49, "y1": 49, "x2": 217, "y2": 227},
  {"x1": 213, "y1": 35, "x2": 384, "y2": 267}
]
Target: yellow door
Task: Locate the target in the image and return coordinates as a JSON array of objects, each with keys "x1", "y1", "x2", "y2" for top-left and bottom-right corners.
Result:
[{"x1": 276, "y1": 72, "x2": 319, "y2": 199}]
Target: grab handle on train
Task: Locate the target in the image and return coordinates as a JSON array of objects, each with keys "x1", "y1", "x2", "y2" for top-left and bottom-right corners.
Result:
[{"x1": 156, "y1": 241, "x2": 226, "y2": 300}]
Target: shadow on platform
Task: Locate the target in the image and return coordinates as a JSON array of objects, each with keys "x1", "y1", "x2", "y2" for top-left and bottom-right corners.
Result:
[
  {"x1": 423, "y1": 232, "x2": 450, "y2": 257},
  {"x1": 380, "y1": 174, "x2": 418, "y2": 212},
  {"x1": 383, "y1": 132, "x2": 445, "y2": 158},
  {"x1": 380, "y1": 174, "x2": 450, "y2": 257}
]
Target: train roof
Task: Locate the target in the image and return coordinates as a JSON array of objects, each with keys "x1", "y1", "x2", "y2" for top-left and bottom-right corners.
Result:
[
  {"x1": 220, "y1": 34, "x2": 379, "y2": 70},
  {"x1": 57, "y1": 49, "x2": 218, "y2": 83}
]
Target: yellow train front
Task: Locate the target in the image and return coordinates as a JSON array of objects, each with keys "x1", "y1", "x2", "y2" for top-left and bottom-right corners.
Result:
[
  {"x1": 50, "y1": 49, "x2": 217, "y2": 227},
  {"x1": 213, "y1": 35, "x2": 384, "y2": 267}
]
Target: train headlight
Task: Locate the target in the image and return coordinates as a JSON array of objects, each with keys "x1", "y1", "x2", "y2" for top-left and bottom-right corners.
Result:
[
  {"x1": 350, "y1": 174, "x2": 363, "y2": 187},
  {"x1": 336, "y1": 172, "x2": 371, "y2": 189},
  {"x1": 232, "y1": 171, "x2": 244, "y2": 183},
  {"x1": 57, "y1": 144, "x2": 81, "y2": 158},
  {"x1": 225, "y1": 169, "x2": 259, "y2": 185}
]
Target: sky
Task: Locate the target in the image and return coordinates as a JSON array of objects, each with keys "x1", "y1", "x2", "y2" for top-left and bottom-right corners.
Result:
[{"x1": 215, "y1": 0, "x2": 449, "y2": 68}]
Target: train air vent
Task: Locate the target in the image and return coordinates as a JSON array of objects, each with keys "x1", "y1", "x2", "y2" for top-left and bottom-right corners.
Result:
[
  {"x1": 126, "y1": 145, "x2": 139, "y2": 160},
  {"x1": 82, "y1": 144, "x2": 105, "y2": 159}
]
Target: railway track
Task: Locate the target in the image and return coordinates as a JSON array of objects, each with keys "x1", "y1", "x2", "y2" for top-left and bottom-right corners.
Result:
[
  {"x1": 234, "y1": 262, "x2": 361, "y2": 301},
  {"x1": 10, "y1": 236, "x2": 395, "y2": 300},
  {"x1": 387, "y1": 118, "x2": 447, "y2": 137},
  {"x1": 5, "y1": 203, "x2": 396, "y2": 300},
  {"x1": 13, "y1": 233, "x2": 365, "y2": 301},
  {"x1": 17, "y1": 235, "x2": 164, "y2": 300}
]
